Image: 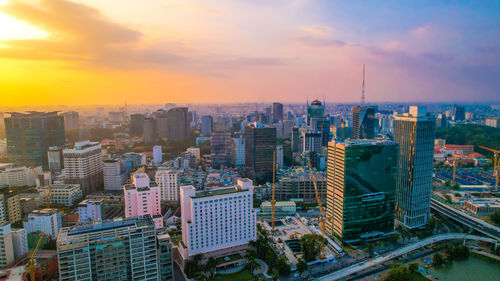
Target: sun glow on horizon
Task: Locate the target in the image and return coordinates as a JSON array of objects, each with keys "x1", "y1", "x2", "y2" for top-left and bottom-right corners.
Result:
[{"x1": 0, "y1": 12, "x2": 49, "y2": 41}]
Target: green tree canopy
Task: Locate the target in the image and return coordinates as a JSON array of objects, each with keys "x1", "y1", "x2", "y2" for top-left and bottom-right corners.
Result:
[{"x1": 300, "y1": 233, "x2": 327, "y2": 262}]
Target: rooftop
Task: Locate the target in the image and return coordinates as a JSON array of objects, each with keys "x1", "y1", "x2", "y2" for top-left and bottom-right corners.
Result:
[
  {"x1": 61, "y1": 215, "x2": 154, "y2": 237},
  {"x1": 193, "y1": 186, "x2": 247, "y2": 199}
]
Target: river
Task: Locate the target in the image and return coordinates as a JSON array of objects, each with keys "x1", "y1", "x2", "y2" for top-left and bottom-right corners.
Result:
[{"x1": 427, "y1": 254, "x2": 500, "y2": 281}]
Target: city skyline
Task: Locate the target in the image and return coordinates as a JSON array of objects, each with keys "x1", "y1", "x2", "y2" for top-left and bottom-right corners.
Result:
[{"x1": 1, "y1": 0, "x2": 499, "y2": 106}]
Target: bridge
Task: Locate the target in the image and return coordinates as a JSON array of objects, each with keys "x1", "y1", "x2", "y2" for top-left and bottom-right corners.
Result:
[
  {"x1": 431, "y1": 198, "x2": 500, "y2": 240},
  {"x1": 319, "y1": 233, "x2": 498, "y2": 281}
]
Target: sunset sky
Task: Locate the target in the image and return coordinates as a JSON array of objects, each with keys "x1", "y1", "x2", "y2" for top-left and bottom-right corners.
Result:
[{"x1": 0, "y1": 0, "x2": 499, "y2": 106}]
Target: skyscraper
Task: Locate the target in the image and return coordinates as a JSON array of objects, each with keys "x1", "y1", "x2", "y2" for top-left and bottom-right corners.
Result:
[
  {"x1": 143, "y1": 117, "x2": 156, "y2": 145},
  {"x1": 211, "y1": 127, "x2": 232, "y2": 169},
  {"x1": 129, "y1": 113, "x2": 144, "y2": 136},
  {"x1": 63, "y1": 111, "x2": 79, "y2": 130},
  {"x1": 452, "y1": 104, "x2": 465, "y2": 121},
  {"x1": 57, "y1": 215, "x2": 165, "y2": 281},
  {"x1": 201, "y1": 115, "x2": 213, "y2": 136},
  {"x1": 291, "y1": 127, "x2": 301, "y2": 153},
  {"x1": 302, "y1": 132, "x2": 322, "y2": 154},
  {"x1": 63, "y1": 140, "x2": 103, "y2": 194},
  {"x1": 232, "y1": 135, "x2": 245, "y2": 167},
  {"x1": 245, "y1": 123, "x2": 276, "y2": 182},
  {"x1": 47, "y1": 146, "x2": 63, "y2": 173},
  {"x1": 272, "y1": 102, "x2": 284, "y2": 124},
  {"x1": 394, "y1": 106, "x2": 435, "y2": 229},
  {"x1": 307, "y1": 100, "x2": 325, "y2": 127},
  {"x1": 4, "y1": 112, "x2": 65, "y2": 168},
  {"x1": 166, "y1": 107, "x2": 189, "y2": 140},
  {"x1": 352, "y1": 106, "x2": 375, "y2": 139},
  {"x1": 153, "y1": 145, "x2": 162, "y2": 165},
  {"x1": 326, "y1": 139, "x2": 398, "y2": 243}
]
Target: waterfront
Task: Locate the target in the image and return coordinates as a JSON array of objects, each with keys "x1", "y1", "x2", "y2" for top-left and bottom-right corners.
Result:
[{"x1": 427, "y1": 254, "x2": 500, "y2": 281}]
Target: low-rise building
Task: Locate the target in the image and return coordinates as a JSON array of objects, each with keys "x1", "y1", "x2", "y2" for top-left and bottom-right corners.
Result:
[
  {"x1": 103, "y1": 159, "x2": 127, "y2": 191},
  {"x1": 124, "y1": 173, "x2": 163, "y2": 229},
  {"x1": 23, "y1": 209, "x2": 62, "y2": 238},
  {"x1": 464, "y1": 198, "x2": 500, "y2": 215},
  {"x1": 0, "y1": 166, "x2": 36, "y2": 187},
  {"x1": 156, "y1": 169, "x2": 181, "y2": 202},
  {"x1": 0, "y1": 188, "x2": 22, "y2": 224},
  {"x1": 39, "y1": 184, "x2": 82, "y2": 207},
  {"x1": 77, "y1": 199, "x2": 103, "y2": 223},
  {"x1": 260, "y1": 201, "x2": 296, "y2": 215}
]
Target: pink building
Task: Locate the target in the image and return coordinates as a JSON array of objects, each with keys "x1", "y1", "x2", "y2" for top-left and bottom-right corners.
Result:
[{"x1": 124, "y1": 173, "x2": 163, "y2": 229}]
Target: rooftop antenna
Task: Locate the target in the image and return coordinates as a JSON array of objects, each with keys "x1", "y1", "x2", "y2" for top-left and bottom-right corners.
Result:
[{"x1": 361, "y1": 64, "x2": 366, "y2": 105}]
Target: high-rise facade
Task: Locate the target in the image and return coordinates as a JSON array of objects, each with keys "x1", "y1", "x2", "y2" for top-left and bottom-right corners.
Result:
[
  {"x1": 24, "y1": 209, "x2": 62, "y2": 238},
  {"x1": 157, "y1": 233, "x2": 174, "y2": 281},
  {"x1": 0, "y1": 166, "x2": 36, "y2": 187},
  {"x1": 272, "y1": 102, "x2": 284, "y2": 124},
  {"x1": 245, "y1": 123, "x2": 277, "y2": 181},
  {"x1": 180, "y1": 179, "x2": 256, "y2": 257},
  {"x1": 153, "y1": 145, "x2": 162, "y2": 165},
  {"x1": 4, "y1": 112, "x2": 65, "y2": 168},
  {"x1": 103, "y1": 159, "x2": 127, "y2": 191},
  {"x1": 0, "y1": 188, "x2": 22, "y2": 224},
  {"x1": 326, "y1": 139, "x2": 398, "y2": 243},
  {"x1": 276, "y1": 145, "x2": 284, "y2": 169},
  {"x1": 64, "y1": 140, "x2": 103, "y2": 194},
  {"x1": 77, "y1": 199, "x2": 102, "y2": 223},
  {"x1": 0, "y1": 223, "x2": 14, "y2": 268},
  {"x1": 307, "y1": 100, "x2": 325, "y2": 127},
  {"x1": 57, "y1": 215, "x2": 164, "y2": 281},
  {"x1": 211, "y1": 129, "x2": 232, "y2": 169},
  {"x1": 143, "y1": 117, "x2": 156, "y2": 145},
  {"x1": 201, "y1": 115, "x2": 213, "y2": 136},
  {"x1": 291, "y1": 127, "x2": 301, "y2": 153},
  {"x1": 452, "y1": 105, "x2": 465, "y2": 121},
  {"x1": 302, "y1": 132, "x2": 322, "y2": 153},
  {"x1": 129, "y1": 113, "x2": 145, "y2": 136},
  {"x1": 352, "y1": 106, "x2": 375, "y2": 139},
  {"x1": 232, "y1": 136, "x2": 245, "y2": 167},
  {"x1": 166, "y1": 107, "x2": 189, "y2": 140},
  {"x1": 124, "y1": 173, "x2": 163, "y2": 229},
  {"x1": 394, "y1": 106, "x2": 435, "y2": 229},
  {"x1": 63, "y1": 111, "x2": 79, "y2": 131},
  {"x1": 48, "y1": 146, "x2": 63, "y2": 173},
  {"x1": 39, "y1": 184, "x2": 83, "y2": 207},
  {"x1": 155, "y1": 169, "x2": 180, "y2": 201}
]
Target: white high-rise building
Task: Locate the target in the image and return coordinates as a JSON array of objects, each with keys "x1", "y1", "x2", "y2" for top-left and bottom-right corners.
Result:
[
  {"x1": 180, "y1": 178, "x2": 256, "y2": 257},
  {"x1": 0, "y1": 222, "x2": 14, "y2": 267},
  {"x1": 63, "y1": 140, "x2": 103, "y2": 194},
  {"x1": 77, "y1": 199, "x2": 103, "y2": 223},
  {"x1": 0, "y1": 166, "x2": 36, "y2": 187},
  {"x1": 232, "y1": 136, "x2": 245, "y2": 167},
  {"x1": 23, "y1": 209, "x2": 62, "y2": 238},
  {"x1": 153, "y1": 145, "x2": 162, "y2": 165},
  {"x1": 155, "y1": 169, "x2": 180, "y2": 201},
  {"x1": 394, "y1": 106, "x2": 435, "y2": 229},
  {"x1": 124, "y1": 173, "x2": 163, "y2": 229},
  {"x1": 103, "y1": 159, "x2": 127, "y2": 191},
  {"x1": 11, "y1": 228, "x2": 28, "y2": 260},
  {"x1": 276, "y1": 145, "x2": 284, "y2": 169}
]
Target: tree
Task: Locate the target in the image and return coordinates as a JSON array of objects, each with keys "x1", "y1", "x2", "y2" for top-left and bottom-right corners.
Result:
[
  {"x1": 205, "y1": 257, "x2": 217, "y2": 280},
  {"x1": 275, "y1": 256, "x2": 291, "y2": 276},
  {"x1": 300, "y1": 234, "x2": 327, "y2": 262},
  {"x1": 246, "y1": 249, "x2": 259, "y2": 275},
  {"x1": 385, "y1": 263, "x2": 412, "y2": 281},
  {"x1": 408, "y1": 263, "x2": 418, "y2": 273},
  {"x1": 390, "y1": 233, "x2": 400, "y2": 243},
  {"x1": 490, "y1": 211, "x2": 500, "y2": 225},
  {"x1": 433, "y1": 253, "x2": 444, "y2": 266},
  {"x1": 297, "y1": 258, "x2": 308, "y2": 278}
]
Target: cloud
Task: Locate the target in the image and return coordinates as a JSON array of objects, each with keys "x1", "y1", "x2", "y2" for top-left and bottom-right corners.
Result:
[
  {"x1": 300, "y1": 25, "x2": 332, "y2": 37},
  {"x1": 0, "y1": 0, "x2": 180, "y2": 68},
  {"x1": 412, "y1": 25, "x2": 430, "y2": 36}
]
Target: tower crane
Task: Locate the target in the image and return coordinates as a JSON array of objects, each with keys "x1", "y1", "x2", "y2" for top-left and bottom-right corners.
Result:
[
  {"x1": 271, "y1": 150, "x2": 277, "y2": 231},
  {"x1": 479, "y1": 146, "x2": 499, "y2": 191},
  {"x1": 25, "y1": 231, "x2": 45, "y2": 281},
  {"x1": 307, "y1": 158, "x2": 331, "y2": 237}
]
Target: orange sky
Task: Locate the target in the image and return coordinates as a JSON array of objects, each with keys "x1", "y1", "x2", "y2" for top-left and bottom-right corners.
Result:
[{"x1": 0, "y1": 0, "x2": 499, "y2": 106}]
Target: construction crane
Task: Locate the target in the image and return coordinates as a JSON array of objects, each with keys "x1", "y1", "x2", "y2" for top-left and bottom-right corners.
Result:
[
  {"x1": 479, "y1": 146, "x2": 500, "y2": 191},
  {"x1": 271, "y1": 150, "x2": 277, "y2": 231},
  {"x1": 44, "y1": 186, "x2": 52, "y2": 209},
  {"x1": 307, "y1": 158, "x2": 331, "y2": 237},
  {"x1": 25, "y1": 231, "x2": 45, "y2": 281}
]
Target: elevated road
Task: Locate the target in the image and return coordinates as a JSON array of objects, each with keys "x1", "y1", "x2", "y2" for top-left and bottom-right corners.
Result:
[
  {"x1": 431, "y1": 198, "x2": 500, "y2": 240},
  {"x1": 319, "y1": 233, "x2": 498, "y2": 281}
]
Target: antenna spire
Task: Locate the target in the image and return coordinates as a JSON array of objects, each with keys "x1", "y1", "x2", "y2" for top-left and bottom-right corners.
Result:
[{"x1": 361, "y1": 64, "x2": 366, "y2": 105}]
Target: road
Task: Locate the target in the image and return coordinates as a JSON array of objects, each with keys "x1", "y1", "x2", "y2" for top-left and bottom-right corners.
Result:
[
  {"x1": 318, "y1": 233, "x2": 498, "y2": 281},
  {"x1": 431, "y1": 198, "x2": 500, "y2": 240}
]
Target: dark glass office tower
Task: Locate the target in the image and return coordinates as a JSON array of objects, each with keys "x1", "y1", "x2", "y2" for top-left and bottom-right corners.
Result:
[
  {"x1": 245, "y1": 123, "x2": 276, "y2": 182},
  {"x1": 129, "y1": 113, "x2": 145, "y2": 136},
  {"x1": 326, "y1": 139, "x2": 398, "y2": 243},
  {"x1": 4, "y1": 112, "x2": 65, "y2": 168},
  {"x1": 352, "y1": 106, "x2": 375, "y2": 139},
  {"x1": 272, "y1": 102, "x2": 284, "y2": 124}
]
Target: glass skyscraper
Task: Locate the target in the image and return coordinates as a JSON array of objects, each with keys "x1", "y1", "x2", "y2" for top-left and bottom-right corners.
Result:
[
  {"x1": 394, "y1": 106, "x2": 435, "y2": 229},
  {"x1": 245, "y1": 123, "x2": 276, "y2": 182},
  {"x1": 352, "y1": 106, "x2": 375, "y2": 139},
  {"x1": 326, "y1": 139, "x2": 398, "y2": 243},
  {"x1": 4, "y1": 112, "x2": 65, "y2": 169}
]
